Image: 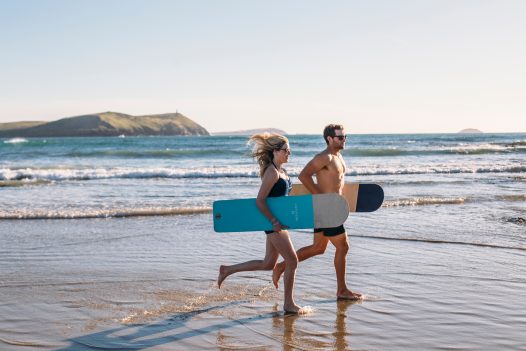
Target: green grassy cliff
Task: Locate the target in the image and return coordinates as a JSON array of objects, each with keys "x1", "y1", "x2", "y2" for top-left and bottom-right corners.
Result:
[
  {"x1": 0, "y1": 121, "x2": 46, "y2": 131},
  {"x1": 0, "y1": 112, "x2": 209, "y2": 137}
]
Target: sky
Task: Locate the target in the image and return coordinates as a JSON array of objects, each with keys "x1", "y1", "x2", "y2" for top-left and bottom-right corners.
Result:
[{"x1": 0, "y1": 0, "x2": 525, "y2": 134}]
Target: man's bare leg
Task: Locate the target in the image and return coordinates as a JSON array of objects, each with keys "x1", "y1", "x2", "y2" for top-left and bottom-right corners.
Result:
[
  {"x1": 272, "y1": 232, "x2": 329, "y2": 288},
  {"x1": 328, "y1": 233, "x2": 362, "y2": 300}
]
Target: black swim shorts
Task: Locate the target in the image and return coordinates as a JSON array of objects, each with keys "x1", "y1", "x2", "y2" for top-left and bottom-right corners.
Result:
[{"x1": 313, "y1": 225, "x2": 345, "y2": 237}]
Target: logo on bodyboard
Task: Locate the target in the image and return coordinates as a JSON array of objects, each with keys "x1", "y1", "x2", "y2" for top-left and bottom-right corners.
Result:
[{"x1": 290, "y1": 204, "x2": 299, "y2": 222}]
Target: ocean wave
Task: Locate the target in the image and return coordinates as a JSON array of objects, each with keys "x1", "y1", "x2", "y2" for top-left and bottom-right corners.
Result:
[
  {"x1": 504, "y1": 217, "x2": 526, "y2": 225},
  {"x1": 349, "y1": 235, "x2": 526, "y2": 251},
  {"x1": 0, "y1": 337, "x2": 52, "y2": 348},
  {"x1": 0, "y1": 179, "x2": 52, "y2": 187},
  {"x1": 3, "y1": 138, "x2": 28, "y2": 144},
  {"x1": 0, "y1": 206, "x2": 212, "y2": 220},
  {"x1": 1, "y1": 164, "x2": 524, "y2": 182},
  {"x1": 0, "y1": 167, "x2": 260, "y2": 181},
  {"x1": 502, "y1": 140, "x2": 526, "y2": 147},
  {"x1": 511, "y1": 176, "x2": 526, "y2": 183},
  {"x1": 65, "y1": 149, "x2": 244, "y2": 158},
  {"x1": 446, "y1": 143, "x2": 510, "y2": 154},
  {"x1": 339, "y1": 143, "x2": 526, "y2": 157},
  {"x1": 383, "y1": 194, "x2": 526, "y2": 207},
  {"x1": 383, "y1": 197, "x2": 466, "y2": 207},
  {"x1": 343, "y1": 148, "x2": 409, "y2": 157},
  {"x1": 4, "y1": 144, "x2": 525, "y2": 160},
  {"x1": 346, "y1": 165, "x2": 526, "y2": 176},
  {"x1": 496, "y1": 194, "x2": 526, "y2": 202}
]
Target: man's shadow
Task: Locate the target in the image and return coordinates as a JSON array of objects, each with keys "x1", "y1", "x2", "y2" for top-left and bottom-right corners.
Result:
[{"x1": 55, "y1": 300, "x2": 278, "y2": 351}]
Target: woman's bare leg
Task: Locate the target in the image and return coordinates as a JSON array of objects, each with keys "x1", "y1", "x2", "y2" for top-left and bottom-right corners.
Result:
[
  {"x1": 268, "y1": 230, "x2": 302, "y2": 313},
  {"x1": 218, "y1": 236, "x2": 279, "y2": 288}
]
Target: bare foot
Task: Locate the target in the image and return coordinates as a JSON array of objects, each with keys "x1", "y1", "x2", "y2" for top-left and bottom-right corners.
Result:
[
  {"x1": 337, "y1": 289, "x2": 363, "y2": 301},
  {"x1": 283, "y1": 303, "x2": 305, "y2": 315},
  {"x1": 217, "y1": 265, "x2": 228, "y2": 289},
  {"x1": 272, "y1": 263, "x2": 284, "y2": 289}
]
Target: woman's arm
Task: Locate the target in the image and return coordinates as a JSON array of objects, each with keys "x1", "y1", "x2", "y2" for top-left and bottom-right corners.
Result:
[{"x1": 256, "y1": 167, "x2": 287, "y2": 232}]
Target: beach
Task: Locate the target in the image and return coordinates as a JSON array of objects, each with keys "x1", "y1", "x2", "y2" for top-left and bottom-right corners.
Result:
[{"x1": 1, "y1": 133, "x2": 525, "y2": 350}]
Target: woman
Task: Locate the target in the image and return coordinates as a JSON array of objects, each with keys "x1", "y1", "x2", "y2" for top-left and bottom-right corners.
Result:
[{"x1": 218, "y1": 133, "x2": 303, "y2": 314}]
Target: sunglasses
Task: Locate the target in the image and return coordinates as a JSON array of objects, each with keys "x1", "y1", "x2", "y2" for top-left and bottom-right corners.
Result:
[
  {"x1": 332, "y1": 135, "x2": 347, "y2": 141},
  {"x1": 279, "y1": 147, "x2": 291, "y2": 153}
]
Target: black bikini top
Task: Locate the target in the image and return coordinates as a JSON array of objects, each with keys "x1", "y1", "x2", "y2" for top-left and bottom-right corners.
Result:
[{"x1": 267, "y1": 164, "x2": 292, "y2": 198}]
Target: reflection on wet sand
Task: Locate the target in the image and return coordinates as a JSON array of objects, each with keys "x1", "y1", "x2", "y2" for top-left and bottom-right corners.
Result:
[
  {"x1": 270, "y1": 299, "x2": 361, "y2": 350},
  {"x1": 334, "y1": 299, "x2": 360, "y2": 350}
]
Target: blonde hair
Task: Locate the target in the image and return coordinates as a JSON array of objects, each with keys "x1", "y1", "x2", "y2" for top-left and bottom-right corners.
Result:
[{"x1": 248, "y1": 133, "x2": 289, "y2": 177}]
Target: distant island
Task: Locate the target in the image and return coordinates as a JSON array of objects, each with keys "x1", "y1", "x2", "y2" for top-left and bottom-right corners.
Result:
[
  {"x1": 213, "y1": 128, "x2": 287, "y2": 136},
  {"x1": 0, "y1": 112, "x2": 209, "y2": 137},
  {"x1": 458, "y1": 128, "x2": 483, "y2": 134}
]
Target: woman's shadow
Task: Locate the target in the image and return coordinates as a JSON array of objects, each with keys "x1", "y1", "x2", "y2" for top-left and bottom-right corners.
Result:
[
  {"x1": 55, "y1": 299, "x2": 360, "y2": 350},
  {"x1": 55, "y1": 300, "x2": 277, "y2": 351}
]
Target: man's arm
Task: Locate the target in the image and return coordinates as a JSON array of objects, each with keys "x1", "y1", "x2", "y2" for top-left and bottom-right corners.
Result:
[{"x1": 298, "y1": 154, "x2": 331, "y2": 194}]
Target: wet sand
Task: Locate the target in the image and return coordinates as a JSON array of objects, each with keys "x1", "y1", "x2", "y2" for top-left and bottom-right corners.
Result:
[{"x1": 1, "y1": 215, "x2": 526, "y2": 350}]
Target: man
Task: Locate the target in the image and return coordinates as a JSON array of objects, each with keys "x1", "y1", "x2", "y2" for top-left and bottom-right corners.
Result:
[{"x1": 272, "y1": 124, "x2": 362, "y2": 300}]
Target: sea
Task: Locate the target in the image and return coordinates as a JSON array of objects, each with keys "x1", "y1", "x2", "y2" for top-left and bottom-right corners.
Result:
[{"x1": 1, "y1": 133, "x2": 525, "y2": 350}]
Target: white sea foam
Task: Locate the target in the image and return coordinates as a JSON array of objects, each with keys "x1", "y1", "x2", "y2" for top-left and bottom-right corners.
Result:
[
  {"x1": 0, "y1": 206, "x2": 212, "y2": 220},
  {"x1": 447, "y1": 143, "x2": 510, "y2": 154},
  {"x1": 0, "y1": 167, "x2": 260, "y2": 181},
  {"x1": 383, "y1": 197, "x2": 466, "y2": 207},
  {"x1": 3, "y1": 138, "x2": 28, "y2": 144},
  {"x1": 1, "y1": 163, "x2": 524, "y2": 182}
]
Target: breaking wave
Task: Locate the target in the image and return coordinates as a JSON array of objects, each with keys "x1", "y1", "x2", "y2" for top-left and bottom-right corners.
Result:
[
  {"x1": 0, "y1": 206, "x2": 212, "y2": 220},
  {"x1": 341, "y1": 143, "x2": 526, "y2": 157},
  {"x1": 3, "y1": 138, "x2": 28, "y2": 144},
  {"x1": 383, "y1": 197, "x2": 466, "y2": 207},
  {"x1": 1, "y1": 164, "x2": 524, "y2": 182}
]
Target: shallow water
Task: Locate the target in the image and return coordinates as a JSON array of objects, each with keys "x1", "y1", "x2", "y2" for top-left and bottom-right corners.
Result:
[{"x1": 1, "y1": 133, "x2": 525, "y2": 220}]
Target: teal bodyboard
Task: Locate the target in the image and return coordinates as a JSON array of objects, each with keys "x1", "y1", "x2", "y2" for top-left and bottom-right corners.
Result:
[{"x1": 213, "y1": 195, "x2": 314, "y2": 233}]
